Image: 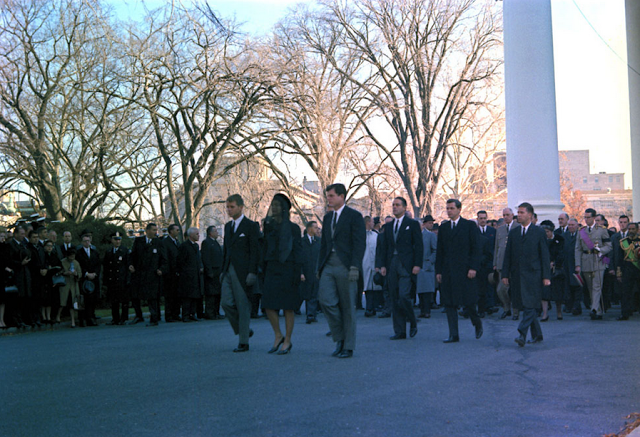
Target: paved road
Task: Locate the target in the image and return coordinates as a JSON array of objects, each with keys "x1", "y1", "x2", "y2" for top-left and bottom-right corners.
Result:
[{"x1": 1, "y1": 307, "x2": 639, "y2": 437}]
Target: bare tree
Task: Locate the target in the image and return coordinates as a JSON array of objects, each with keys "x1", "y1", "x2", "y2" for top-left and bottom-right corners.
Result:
[{"x1": 312, "y1": 0, "x2": 503, "y2": 217}]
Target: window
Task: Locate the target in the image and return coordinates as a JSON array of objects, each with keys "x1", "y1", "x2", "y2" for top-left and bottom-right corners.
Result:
[
  {"x1": 583, "y1": 177, "x2": 588, "y2": 184},
  {"x1": 609, "y1": 176, "x2": 613, "y2": 182},
  {"x1": 594, "y1": 177, "x2": 599, "y2": 183}
]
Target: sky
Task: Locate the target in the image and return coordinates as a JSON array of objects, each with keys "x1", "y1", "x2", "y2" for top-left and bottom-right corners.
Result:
[{"x1": 107, "y1": 0, "x2": 633, "y2": 188}]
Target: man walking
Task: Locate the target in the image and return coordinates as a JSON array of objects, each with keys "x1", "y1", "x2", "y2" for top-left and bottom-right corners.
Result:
[
  {"x1": 220, "y1": 194, "x2": 260, "y2": 352},
  {"x1": 435, "y1": 199, "x2": 483, "y2": 343},
  {"x1": 615, "y1": 222, "x2": 640, "y2": 320},
  {"x1": 417, "y1": 215, "x2": 437, "y2": 318},
  {"x1": 318, "y1": 183, "x2": 366, "y2": 358},
  {"x1": 493, "y1": 208, "x2": 520, "y2": 319},
  {"x1": 300, "y1": 221, "x2": 321, "y2": 323},
  {"x1": 563, "y1": 219, "x2": 583, "y2": 315},
  {"x1": 377, "y1": 197, "x2": 423, "y2": 339},
  {"x1": 201, "y1": 226, "x2": 223, "y2": 320},
  {"x1": 477, "y1": 210, "x2": 496, "y2": 317},
  {"x1": 502, "y1": 203, "x2": 550, "y2": 347}
]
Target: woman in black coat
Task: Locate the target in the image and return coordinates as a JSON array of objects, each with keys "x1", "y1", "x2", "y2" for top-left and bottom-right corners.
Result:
[
  {"x1": 261, "y1": 194, "x2": 303, "y2": 355},
  {"x1": 41, "y1": 240, "x2": 62, "y2": 325},
  {"x1": 540, "y1": 221, "x2": 565, "y2": 321}
]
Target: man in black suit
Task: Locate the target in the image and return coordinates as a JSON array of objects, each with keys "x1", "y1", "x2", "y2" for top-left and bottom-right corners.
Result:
[
  {"x1": 220, "y1": 194, "x2": 260, "y2": 352},
  {"x1": 555, "y1": 212, "x2": 569, "y2": 236},
  {"x1": 128, "y1": 223, "x2": 167, "y2": 326},
  {"x1": 318, "y1": 183, "x2": 366, "y2": 358},
  {"x1": 47, "y1": 230, "x2": 64, "y2": 260},
  {"x1": 202, "y1": 225, "x2": 223, "y2": 320},
  {"x1": 435, "y1": 199, "x2": 483, "y2": 343},
  {"x1": 563, "y1": 218, "x2": 583, "y2": 315},
  {"x1": 177, "y1": 228, "x2": 204, "y2": 322},
  {"x1": 162, "y1": 224, "x2": 181, "y2": 322},
  {"x1": 102, "y1": 232, "x2": 130, "y2": 325},
  {"x1": 8, "y1": 226, "x2": 32, "y2": 328},
  {"x1": 476, "y1": 210, "x2": 497, "y2": 317},
  {"x1": 377, "y1": 197, "x2": 423, "y2": 340},
  {"x1": 300, "y1": 221, "x2": 321, "y2": 324},
  {"x1": 76, "y1": 233, "x2": 101, "y2": 326},
  {"x1": 502, "y1": 203, "x2": 551, "y2": 347},
  {"x1": 60, "y1": 231, "x2": 74, "y2": 258}
]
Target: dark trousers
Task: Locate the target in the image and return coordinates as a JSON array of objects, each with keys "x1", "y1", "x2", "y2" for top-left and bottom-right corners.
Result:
[
  {"x1": 621, "y1": 263, "x2": 640, "y2": 318},
  {"x1": 381, "y1": 279, "x2": 391, "y2": 315},
  {"x1": 565, "y1": 285, "x2": 583, "y2": 313},
  {"x1": 445, "y1": 305, "x2": 480, "y2": 338},
  {"x1": 387, "y1": 257, "x2": 417, "y2": 335},
  {"x1": 18, "y1": 296, "x2": 33, "y2": 325},
  {"x1": 365, "y1": 289, "x2": 381, "y2": 312},
  {"x1": 131, "y1": 298, "x2": 144, "y2": 319},
  {"x1": 109, "y1": 292, "x2": 129, "y2": 323},
  {"x1": 163, "y1": 275, "x2": 181, "y2": 321},
  {"x1": 148, "y1": 298, "x2": 160, "y2": 322},
  {"x1": 477, "y1": 269, "x2": 490, "y2": 313},
  {"x1": 250, "y1": 294, "x2": 261, "y2": 317},
  {"x1": 204, "y1": 294, "x2": 221, "y2": 318},
  {"x1": 418, "y1": 292, "x2": 433, "y2": 315},
  {"x1": 518, "y1": 307, "x2": 542, "y2": 340},
  {"x1": 182, "y1": 298, "x2": 197, "y2": 318},
  {"x1": 83, "y1": 293, "x2": 97, "y2": 323}
]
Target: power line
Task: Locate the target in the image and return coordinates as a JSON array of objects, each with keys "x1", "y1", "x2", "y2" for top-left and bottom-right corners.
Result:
[{"x1": 571, "y1": 0, "x2": 640, "y2": 77}]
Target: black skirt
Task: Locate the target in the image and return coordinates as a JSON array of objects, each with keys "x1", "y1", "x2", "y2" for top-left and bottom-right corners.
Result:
[
  {"x1": 542, "y1": 275, "x2": 565, "y2": 302},
  {"x1": 261, "y1": 260, "x2": 301, "y2": 311}
]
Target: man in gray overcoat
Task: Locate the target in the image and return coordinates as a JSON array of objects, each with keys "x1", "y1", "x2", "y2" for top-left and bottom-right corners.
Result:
[
  {"x1": 417, "y1": 215, "x2": 437, "y2": 318},
  {"x1": 502, "y1": 203, "x2": 551, "y2": 347}
]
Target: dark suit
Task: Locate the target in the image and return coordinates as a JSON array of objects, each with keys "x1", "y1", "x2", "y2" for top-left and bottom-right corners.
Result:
[
  {"x1": 502, "y1": 225, "x2": 551, "y2": 341},
  {"x1": 377, "y1": 216, "x2": 423, "y2": 336},
  {"x1": 60, "y1": 243, "x2": 74, "y2": 258},
  {"x1": 477, "y1": 225, "x2": 496, "y2": 313},
  {"x1": 221, "y1": 215, "x2": 260, "y2": 345},
  {"x1": 76, "y1": 246, "x2": 101, "y2": 325},
  {"x1": 435, "y1": 217, "x2": 483, "y2": 338},
  {"x1": 562, "y1": 230, "x2": 583, "y2": 314},
  {"x1": 318, "y1": 205, "x2": 366, "y2": 352},
  {"x1": 102, "y1": 246, "x2": 130, "y2": 323},
  {"x1": 177, "y1": 240, "x2": 204, "y2": 319},
  {"x1": 299, "y1": 235, "x2": 321, "y2": 320},
  {"x1": 201, "y1": 236, "x2": 223, "y2": 318},
  {"x1": 162, "y1": 236, "x2": 181, "y2": 322},
  {"x1": 129, "y1": 236, "x2": 167, "y2": 323}
]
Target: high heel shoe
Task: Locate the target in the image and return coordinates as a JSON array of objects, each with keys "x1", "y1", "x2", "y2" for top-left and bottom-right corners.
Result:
[
  {"x1": 277, "y1": 343, "x2": 292, "y2": 355},
  {"x1": 540, "y1": 316, "x2": 549, "y2": 322},
  {"x1": 268, "y1": 337, "x2": 285, "y2": 354}
]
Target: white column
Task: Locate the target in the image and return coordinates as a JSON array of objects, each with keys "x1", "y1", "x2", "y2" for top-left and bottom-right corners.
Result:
[
  {"x1": 503, "y1": 0, "x2": 564, "y2": 225},
  {"x1": 626, "y1": 0, "x2": 640, "y2": 221}
]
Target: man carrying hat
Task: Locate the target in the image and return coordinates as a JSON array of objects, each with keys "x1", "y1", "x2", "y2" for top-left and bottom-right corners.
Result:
[{"x1": 76, "y1": 233, "x2": 101, "y2": 326}]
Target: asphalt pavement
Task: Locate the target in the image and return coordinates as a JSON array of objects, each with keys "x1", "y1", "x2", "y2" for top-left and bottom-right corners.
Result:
[{"x1": 1, "y1": 306, "x2": 639, "y2": 437}]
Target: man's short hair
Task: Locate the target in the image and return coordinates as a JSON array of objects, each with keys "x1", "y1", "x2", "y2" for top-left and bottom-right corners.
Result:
[
  {"x1": 167, "y1": 224, "x2": 180, "y2": 233},
  {"x1": 226, "y1": 194, "x2": 244, "y2": 207},
  {"x1": 596, "y1": 213, "x2": 606, "y2": 221},
  {"x1": 446, "y1": 199, "x2": 462, "y2": 209},
  {"x1": 477, "y1": 210, "x2": 487, "y2": 216},
  {"x1": 206, "y1": 225, "x2": 216, "y2": 235},
  {"x1": 306, "y1": 221, "x2": 317, "y2": 229},
  {"x1": 394, "y1": 197, "x2": 407, "y2": 207},
  {"x1": 559, "y1": 212, "x2": 569, "y2": 219},
  {"x1": 326, "y1": 183, "x2": 347, "y2": 198},
  {"x1": 146, "y1": 222, "x2": 157, "y2": 230},
  {"x1": 619, "y1": 215, "x2": 630, "y2": 221},
  {"x1": 518, "y1": 202, "x2": 534, "y2": 214},
  {"x1": 585, "y1": 208, "x2": 597, "y2": 217},
  {"x1": 27, "y1": 230, "x2": 38, "y2": 238},
  {"x1": 364, "y1": 216, "x2": 372, "y2": 222}
]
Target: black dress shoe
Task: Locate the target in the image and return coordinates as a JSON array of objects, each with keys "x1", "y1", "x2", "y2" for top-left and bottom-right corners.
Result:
[
  {"x1": 249, "y1": 329, "x2": 254, "y2": 338},
  {"x1": 478, "y1": 312, "x2": 486, "y2": 318},
  {"x1": 337, "y1": 349, "x2": 353, "y2": 358},
  {"x1": 86, "y1": 320, "x2": 97, "y2": 327},
  {"x1": 129, "y1": 317, "x2": 144, "y2": 325},
  {"x1": 512, "y1": 314, "x2": 519, "y2": 321},
  {"x1": 410, "y1": 326, "x2": 418, "y2": 338},
  {"x1": 277, "y1": 343, "x2": 292, "y2": 355},
  {"x1": 527, "y1": 336, "x2": 543, "y2": 344},
  {"x1": 189, "y1": 315, "x2": 200, "y2": 322},
  {"x1": 377, "y1": 312, "x2": 391, "y2": 318},
  {"x1": 332, "y1": 340, "x2": 344, "y2": 357},
  {"x1": 540, "y1": 316, "x2": 549, "y2": 322},
  {"x1": 617, "y1": 315, "x2": 629, "y2": 321},
  {"x1": 146, "y1": 321, "x2": 158, "y2": 326},
  {"x1": 515, "y1": 335, "x2": 526, "y2": 347},
  {"x1": 233, "y1": 344, "x2": 249, "y2": 352},
  {"x1": 572, "y1": 309, "x2": 582, "y2": 316},
  {"x1": 500, "y1": 310, "x2": 512, "y2": 319},
  {"x1": 364, "y1": 311, "x2": 376, "y2": 318},
  {"x1": 390, "y1": 333, "x2": 406, "y2": 340},
  {"x1": 107, "y1": 320, "x2": 119, "y2": 326},
  {"x1": 443, "y1": 336, "x2": 459, "y2": 343},
  {"x1": 268, "y1": 337, "x2": 285, "y2": 354},
  {"x1": 118, "y1": 320, "x2": 127, "y2": 325},
  {"x1": 475, "y1": 322, "x2": 483, "y2": 339},
  {"x1": 165, "y1": 318, "x2": 177, "y2": 323},
  {"x1": 326, "y1": 331, "x2": 332, "y2": 337}
]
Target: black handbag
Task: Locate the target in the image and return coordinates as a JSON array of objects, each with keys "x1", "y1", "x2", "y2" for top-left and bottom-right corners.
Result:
[{"x1": 52, "y1": 274, "x2": 66, "y2": 287}]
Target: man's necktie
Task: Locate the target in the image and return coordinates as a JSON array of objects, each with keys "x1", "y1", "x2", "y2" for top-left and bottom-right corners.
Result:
[
  {"x1": 588, "y1": 226, "x2": 591, "y2": 233},
  {"x1": 522, "y1": 227, "x2": 526, "y2": 237},
  {"x1": 452, "y1": 221, "x2": 456, "y2": 230}
]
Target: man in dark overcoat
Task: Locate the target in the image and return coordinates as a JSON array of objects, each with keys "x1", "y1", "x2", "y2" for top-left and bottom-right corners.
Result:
[
  {"x1": 377, "y1": 197, "x2": 423, "y2": 339},
  {"x1": 220, "y1": 194, "x2": 261, "y2": 352},
  {"x1": 128, "y1": 223, "x2": 167, "y2": 326},
  {"x1": 299, "y1": 221, "x2": 321, "y2": 324},
  {"x1": 476, "y1": 210, "x2": 497, "y2": 316},
  {"x1": 563, "y1": 219, "x2": 583, "y2": 315},
  {"x1": 177, "y1": 227, "x2": 204, "y2": 322},
  {"x1": 102, "y1": 232, "x2": 130, "y2": 325},
  {"x1": 435, "y1": 199, "x2": 483, "y2": 343},
  {"x1": 8, "y1": 226, "x2": 32, "y2": 327},
  {"x1": 76, "y1": 233, "x2": 101, "y2": 327},
  {"x1": 502, "y1": 203, "x2": 551, "y2": 347},
  {"x1": 162, "y1": 224, "x2": 181, "y2": 323},
  {"x1": 201, "y1": 226, "x2": 223, "y2": 320}
]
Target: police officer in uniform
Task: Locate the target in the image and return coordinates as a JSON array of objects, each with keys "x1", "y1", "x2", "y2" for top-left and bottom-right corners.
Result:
[{"x1": 103, "y1": 232, "x2": 130, "y2": 325}]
